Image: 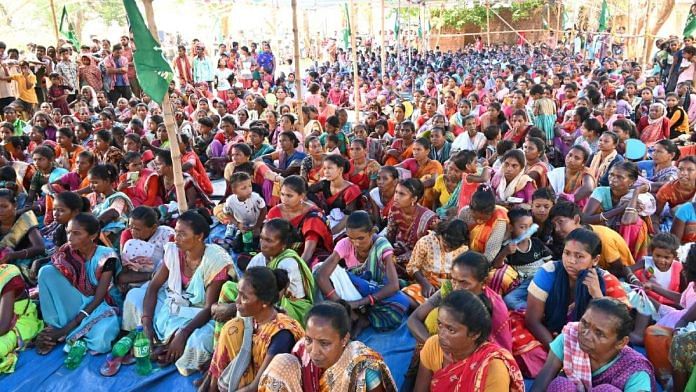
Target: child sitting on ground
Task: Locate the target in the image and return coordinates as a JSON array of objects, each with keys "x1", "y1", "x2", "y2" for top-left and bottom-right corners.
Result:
[
  {"x1": 631, "y1": 232, "x2": 686, "y2": 306},
  {"x1": 491, "y1": 207, "x2": 553, "y2": 310},
  {"x1": 220, "y1": 172, "x2": 267, "y2": 253}
]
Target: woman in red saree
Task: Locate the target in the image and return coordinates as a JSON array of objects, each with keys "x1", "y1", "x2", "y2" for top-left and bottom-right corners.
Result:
[
  {"x1": 308, "y1": 155, "x2": 361, "y2": 236},
  {"x1": 117, "y1": 152, "x2": 161, "y2": 208},
  {"x1": 384, "y1": 120, "x2": 416, "y2": 166},
  {"x1": 655, "y1": 156, "x2": 696, "y2": 220},
  {"x1": 266, "y1": 175, "x2": 333, "y2": 267},
  {"x1": 347, "y1": 139, "x2": 381, "y2": 192},
  {"x1": 637, "y1": 102, "x2": 670, "y2": 147},
  {"x1": 414, "y1": 290, "x2": 524, "y2": 392}
]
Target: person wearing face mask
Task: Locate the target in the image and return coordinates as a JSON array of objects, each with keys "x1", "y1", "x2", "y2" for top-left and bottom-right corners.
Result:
[{"x1": 259, "y1": 301, "x2": 398, "y2": 392}]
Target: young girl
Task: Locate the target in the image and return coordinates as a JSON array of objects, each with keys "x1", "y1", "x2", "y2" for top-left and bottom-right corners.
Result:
[
  {"x1": 665, "y1": 92, "x2": 690, "y2": 139},
  {"x1": 47, "y1": 73, "x2": 70, "y2": 115},
  {"x1": 631, "y1": 232, "x2": 686, "y2": 306},
  {"x1": 532, "y1": 84, "x2": 557, "y2": 146}
]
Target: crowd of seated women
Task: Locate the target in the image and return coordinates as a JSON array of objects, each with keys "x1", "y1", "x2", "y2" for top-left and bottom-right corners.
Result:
[{"x1": 2, "y1": 43, "x2": 696, "y2": 392}]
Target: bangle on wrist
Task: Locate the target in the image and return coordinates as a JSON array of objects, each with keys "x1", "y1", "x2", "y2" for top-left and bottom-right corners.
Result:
[
  {"x1": 599, "y1": 212, "x2": 607, "y2": 223},
  {"x1": 80, "y1": 309, "x2": 90, "y2": 318},
  {"x1": 325, "y1": 289, "x2": 336, "y2": 299}
]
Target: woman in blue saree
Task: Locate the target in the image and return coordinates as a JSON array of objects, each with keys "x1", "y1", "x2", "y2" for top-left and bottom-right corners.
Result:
[
  {"x1": 35, "y1": 213, "x2": 121, "y2": 356},
  {"x1": 88, "y1": 164, "x2": 134, "y2": 250},
  {"x1": 121, "y1": 210, "x2": 234, "y2": 376}
]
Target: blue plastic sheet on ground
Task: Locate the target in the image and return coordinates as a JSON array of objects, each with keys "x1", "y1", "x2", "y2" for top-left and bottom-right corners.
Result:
[{"x1": 3, "y1": 320, "x2": 417, "y2": 391}]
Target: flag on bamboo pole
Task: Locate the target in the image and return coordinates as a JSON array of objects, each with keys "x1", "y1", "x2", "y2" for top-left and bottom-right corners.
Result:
[
  {"x1": 342, "y1": 3, "x2": 351, "y2": 49},
  {"x1": 59, "y1": 6, "x2": 80, "y2": 48},
  {"x1": 122, "y1": 0, "x2": 173, "y2": 104},
  {"x1": 685, "y1": 11, "x2": 696, "y2": 38},
  {"x1": 394, "y1": 8, "x2": 400, "y2": 37},
  {"x1": 598, "y1": 0, "x2": 609, "y2": 32}
]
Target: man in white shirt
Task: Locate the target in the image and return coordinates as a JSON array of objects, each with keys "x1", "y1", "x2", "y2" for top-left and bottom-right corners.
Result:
[{"x1": 452, "y1": 114, "x2": 486, "y2": 153}]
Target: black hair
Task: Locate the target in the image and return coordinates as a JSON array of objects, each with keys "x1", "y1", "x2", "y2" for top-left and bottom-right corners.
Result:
[
  {"x1": 281, "y1": 175, "x2": 308, "y2": 195},
  {"x1": 0, "y1": 166, "x2": 17, "y2": 182},
  {"x1": 305, "y1": 301, "x2": 352, "y2": 338},
  {"x1": 655, "y1": 139, "x2": 681, "y2": 160},
  {"x1": 122, "y1": 151, "x2": 141, "y2": 170},
  {"x1": 569, "y1": 144, "x2": 591, "y2": 162},
  {"x1": 496, "y1": 140, "x2": 515, "y2": 156},
  {"x1": 230, "y1": 171, "x2": 252, "y2": 187},
  {"x1": 470, "y1": 184, "x2": 496, "y2": 214},
  {"x1": 71, "y1": 212, "x2": 101, "y2": 236},
  {"x1": 57, "y1": 127, "x2": 76, "y2": 143},
  {"x1": 583, "y1": 118, "x2": 605, "y2": 135},
  {"x1": 263, "y1": 218, "x2": 300, "y2": 247},
  {"x1": 155, "y1": 149, "x2": 173, "y2": 166},
  {"x1": 278, "y1": 131, "x2": 300, "y2": 148},
  {"x1": 435, "y1": 219, "x2": 468, "y2": 250},
  {"x1": 601, "y1": 131, "x2": 619, "y2": 146},
  {"x1": 130, "y1": 206, "x2": 159, "y2": 227},
  {"x1": 483, "y1": 125, "x2": 501, "y2": 141},
  {"x1": 532, "y1": 187, "x2": 556, "y2": 202},
  {"x1": 0, "y1": 188, "x2": 16, "y2": 204},
  {"x1": 450, "y1": 150, "x2": 477, "y2": 171},
  {"x1": 650, "y1": 232, "x2": 680, "y2": 255},
  {"x1": 453, "y1": 251, "x2": 489, "y2": 282},
  {"x1": 398, "y1": 178, "x2": 424, "y2": 199},
  {"x1": 414, "y1": 137, "x2": 431, "y2": 150},
  {"x1": 178, "y1": 209, "x2": 213, "y2": 238},
  {"x1": 526, "y1": 136, "x2": 546, "y2": 156},
  {"x1": 55, "y1": 191, "x2": 90, "y2": 212},
  {"x1": 502, "y1": 149, "x2": 526, "y2": 167},
  {"x1": 197, "y1": 117, "x2": 215, "y2": 129},
  {"x1": 346, "y1": 211, "x2": 374, "y2": 232},
  {"x1": 565, "y1": 228, "x2": 602, "y2": 258},
  {"x1": 440, "y1": 290, "x2": 492, "y2": 345},
  {"x1": 379, "y1": 165, "x2": 399, "y2": 180},
  {"x1": 33, "y1": 145, "x2": 55, "y2": 160},
  {"x1": 324, "y1": 154, "x2": 350, "y2": 173},
  {"x1": 550, "y1": 200, "x2": 580, "y2": 220},
  {"x1": 243, "y1": 266, "x2": 284, "y2": 305},
  {"x1": 88, "y1": 164, "x2": 119, "y2": 183},
  {"x1": 231, "y1": 143, "x2": 252, "y2": 157},
  {"x1": 77, "y1": 121, "x2": 93, "y2": 134},
  {"x1": 248, "y1": 125, "x2": 267, "y2": 138},
  {"x1": 508, "y1": 207, "x2": 532, "y2": 225},
  {"x1": 96, "y1": 129, "x2": 113, "y2": 143},
  {"x1": 586, "y1": 298, "x2": 634, "y2": 340},
  {"x1": 611, "y1": 161, "x2": 639, "y2": 181},
  {"x1": 351, "y1": 138, "x2": 367, "y2": 149}
]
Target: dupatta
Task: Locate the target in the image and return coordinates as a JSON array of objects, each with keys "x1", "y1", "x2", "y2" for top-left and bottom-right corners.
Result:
[
  {"x1": 0, "y1": 211, "x2": 38, "y2": 250},
  {"x1": 492, "y1": 170, "x2": 534, "y2": 201},
  {"x1": 269, "y1": 248, "x2": 315, "y2": 326}
]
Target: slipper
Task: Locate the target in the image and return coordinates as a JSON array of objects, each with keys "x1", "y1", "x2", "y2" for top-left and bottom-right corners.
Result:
[
  {"x1": 121, "y1": 353, "x2": 136, "y2": 366},
  {"x1": 100, "y1": 354, "x2": 122, "y2": 377}
]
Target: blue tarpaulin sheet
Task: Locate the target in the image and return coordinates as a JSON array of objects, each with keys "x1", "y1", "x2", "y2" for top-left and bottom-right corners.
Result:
[{"x1": 2, "y1": 321, "x2": 417, "y2": 392}]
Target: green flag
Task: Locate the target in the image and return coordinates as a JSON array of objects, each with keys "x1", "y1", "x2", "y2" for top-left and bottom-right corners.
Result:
[
  {"x1": 685, "y1": 14, "x2": 696, "y2": 38},
  {"x1": 598, "y1": 0, "x2": 609, "y2": 32},
  {"x1": 342, "y1": 3, "x2": 351, "y2": 49},
  {"x1": 59, "y1": 6, "x2": 80, "y2": 48},
  {"x1": 394, "y1": 9, "x2": 400, "y2": 37},
  {"x1": 122, "y1": 0, "x2": 173, "y2": 104}
]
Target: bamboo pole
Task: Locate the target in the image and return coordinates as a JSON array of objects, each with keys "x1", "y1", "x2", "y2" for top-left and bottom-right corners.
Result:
[
  {"x1": 643, "y1": 0, "x2": 651, "y2": 66},
  {"x1": 141, "y1": 0, "x2": 188, "y2": 212},
  {"x1": 486, "y1": 0, "x2": 491, "y2": 46},
  {"x1": 488, "y1": 6, "x2": 531, "y2": 46},
  {"x1": 556, "y1": 0, "x2": 562, "y2": 34},
  {"x1": 291, "y1": 0, "x2": 305, "y2": 127},
  {"x1": 396, "y1": 0, "x2": 401, "y2": 72},
  {"x1": 350, "y1": 0, "x2": 360, "y2": 124},
  {"x1": 380, "y1": 0, "x2": 386, "y2": 78},
  {"x1": 49, "y1": 0, "x2": 60, "y2": 47}
]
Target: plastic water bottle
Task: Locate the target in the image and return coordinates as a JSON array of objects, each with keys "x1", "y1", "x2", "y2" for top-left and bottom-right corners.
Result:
[
  {"x1": 242, "y1": 230, "x2": 254, "y2": 252},
  {"x1": 133, "y1": 326, "x2": 152, "y2": 375},
  {"x1": 111, "y1": 331, "x2": 136, "y2": 357},
  {"x1": 64, "y1": 339, "x2": 88, "y2": 369}
]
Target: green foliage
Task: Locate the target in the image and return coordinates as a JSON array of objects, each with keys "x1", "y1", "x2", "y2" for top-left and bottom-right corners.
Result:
[
  {"x1": 430, "y1": 0, "x2": 545, "y2": 29},
  {"x1": 510, "y1": 0, "x2": 545, "y2": 22}
]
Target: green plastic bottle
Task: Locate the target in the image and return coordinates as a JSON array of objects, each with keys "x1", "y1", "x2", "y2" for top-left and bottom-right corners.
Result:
[
  {"x1": 64, "y1": 339, "x2": 88, "y2": 370},
  {"x1": 133, "y1": 326, "x2": 152, "y2": 375},
  {"x1": 111, "y1": 331, "x2": 136, "y2": 357}
]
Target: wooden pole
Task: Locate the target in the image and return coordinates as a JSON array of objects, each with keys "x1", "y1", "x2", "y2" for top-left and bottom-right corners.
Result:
[
  {"x1": 556, "y1": 0, "x2": 562, "y2": 34},
  {"x1": 489, "y1": 6, "x2": 531, "y2": 46},
  {"x1": 141, "y1": 0, "x2": 188, "y2": 212},
  {"x1": 350, "y1": 0, "x2": 360, "y2": 124},
  {"x1": 49, "y1": 0, "x2": 60, "y2": 47},
  {"x1": 396, "y1": 0, "x2": 401, "y2": 72},
  {"x1": 643, "y1": 0, "x2": 651, "y2": 66},
  {"x1": 381, "y1": 0, "x2": 386, "y2": 78},
  {"x1": 486, "y1": 0, "x2": 491, "y2": 46},
  {"x1": 291, "y1": 0, "x2": 305, "y2": 127}
]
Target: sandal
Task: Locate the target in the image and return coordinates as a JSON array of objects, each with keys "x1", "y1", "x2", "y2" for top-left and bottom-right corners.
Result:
[
  {"x1": 100, "y1": 354, "x2": 123, "y2": 377},
  {"x1": 121, "y1": 353, "x2": 136, "y2": 366}
]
